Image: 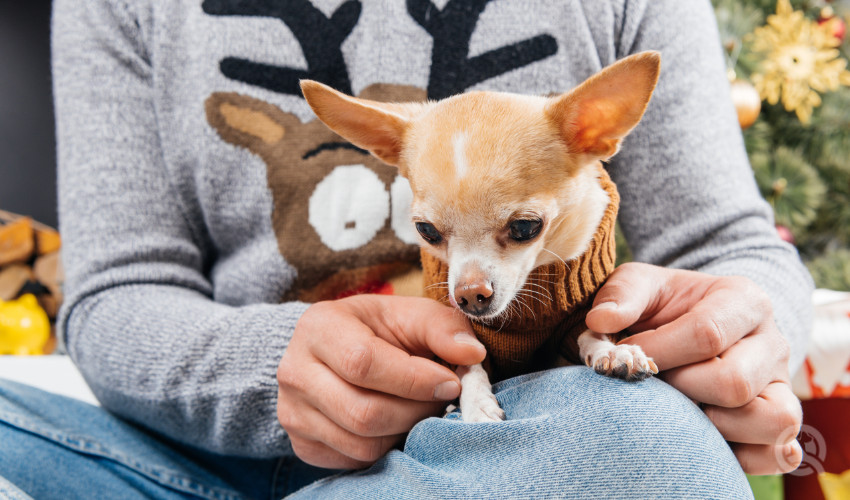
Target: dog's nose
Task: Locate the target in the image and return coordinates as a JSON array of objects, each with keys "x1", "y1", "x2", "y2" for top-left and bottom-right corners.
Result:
[{"x1": 454, "y1": 281, "x2": 494, "y2": 316}]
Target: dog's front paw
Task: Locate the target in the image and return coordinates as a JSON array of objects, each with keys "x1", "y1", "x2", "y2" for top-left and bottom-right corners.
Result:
[
  {"x1": 586, "y1": 343, "x2": 659, "y2": 381},
  {"x1": 457, "y1": 363, "x2": 505, "y2": 422},
  {"x1": 578, "y1": 329, "x2": 659, "y2": 382},
  {"x1": 462, "y1": 391, "x2": 506, "y2": 423}
]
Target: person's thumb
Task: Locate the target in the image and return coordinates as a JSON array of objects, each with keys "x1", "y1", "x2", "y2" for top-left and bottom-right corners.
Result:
[{"x1": 585, "y1": 262, "x2": 666, "y2": 334}]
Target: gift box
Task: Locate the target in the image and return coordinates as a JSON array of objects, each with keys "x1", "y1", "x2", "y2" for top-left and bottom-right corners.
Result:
[{"x1": 784, "y1": 290, "x2": 850, "y2": 500}]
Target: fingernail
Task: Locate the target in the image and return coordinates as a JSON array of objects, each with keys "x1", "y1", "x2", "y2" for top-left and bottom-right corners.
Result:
[
  {"x1": 434, "y1": 381, "x2": 461, "y2": 400},
  {"x1": 592, "y1": 302, "x2": 618, "y2": 312},
  {"x1": 454, "y1": 332, "x2": 484, "y2": 351},
  {"x1": 785, "y1": 441, "x2": 801, "y2": 460}
]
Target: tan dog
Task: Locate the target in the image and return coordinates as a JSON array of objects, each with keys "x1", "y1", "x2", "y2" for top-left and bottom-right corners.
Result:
[{"x1": 302, "y1": 51, "x2": 661, "y2": 422}]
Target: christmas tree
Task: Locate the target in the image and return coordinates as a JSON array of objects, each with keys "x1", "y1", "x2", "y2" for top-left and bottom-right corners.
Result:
[{"x1": 711, "y1": 0, "x2": 850, "y2": 290}]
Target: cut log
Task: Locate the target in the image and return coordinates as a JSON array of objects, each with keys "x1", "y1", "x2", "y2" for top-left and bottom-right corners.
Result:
[{"x1": 0, "y1": 217, "x2": 35, "y2": 266}]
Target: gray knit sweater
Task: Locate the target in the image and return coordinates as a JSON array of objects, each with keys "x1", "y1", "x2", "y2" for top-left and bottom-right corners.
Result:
[{"x1": 53, "y1": 0, "x2": 813, "y2": 458}]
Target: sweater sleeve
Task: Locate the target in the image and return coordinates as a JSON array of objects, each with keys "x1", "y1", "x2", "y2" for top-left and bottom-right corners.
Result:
[
  {"x1": 53, "y1": 0, "x2": 306, "y2": 458},
  {"x1": 608, "y1": 0, "x2": 813, "y2": 370}
]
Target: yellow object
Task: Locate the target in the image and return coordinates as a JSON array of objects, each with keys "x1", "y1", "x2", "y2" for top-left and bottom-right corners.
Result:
[
  {"x1": 729, "y1": 79, "x2": 762, "y2": 129},
  {"x1": 820, "y1": 470, "x2": 850, "y2": 500},
  {"x1": 748, "y1": 0, "x2": 850, "y2": 124},
  {"x1": 0, "y1": 294, "x2": 50, "y2": 355}
]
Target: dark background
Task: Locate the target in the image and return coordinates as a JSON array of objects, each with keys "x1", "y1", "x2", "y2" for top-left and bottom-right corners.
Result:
[{"x1": 0, "y1": 3, "x2": 58, "y2": 227}]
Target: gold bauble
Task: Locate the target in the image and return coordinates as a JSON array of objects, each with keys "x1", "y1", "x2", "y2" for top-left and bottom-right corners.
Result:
[{"x1": 730, "y1": 79, "x2": 762, "y2": 129}]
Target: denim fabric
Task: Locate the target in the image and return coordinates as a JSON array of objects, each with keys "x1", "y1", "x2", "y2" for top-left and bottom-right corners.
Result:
[
  {"x1": 0, "y1": 368, "x2": 752, "y2": 499},
  {"x1": 289, "y1": 368, "x2": 753, "y2": 499},
  {"x1": 0, "y1": 378, "x2": 335, "y2": 499},
  {"x1": 0, "y1": 474, "x2": 33, "y2": 500}
]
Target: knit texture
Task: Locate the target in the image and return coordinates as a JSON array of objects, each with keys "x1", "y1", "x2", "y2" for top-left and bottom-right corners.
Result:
[{"x1": 422, "y1": 165, "x2": 619, "y2": 381}]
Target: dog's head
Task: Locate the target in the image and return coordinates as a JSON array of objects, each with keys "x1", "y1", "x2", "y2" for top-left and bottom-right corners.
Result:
[{"x1": 302, "y1": 51, "x2": 660, "y2": 320}]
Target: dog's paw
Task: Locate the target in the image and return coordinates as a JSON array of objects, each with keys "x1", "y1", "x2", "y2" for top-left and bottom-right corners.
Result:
[
  {"x1": 586, "y1": 343, "x2": 659, "y2": 382},
  {"x1": 457, "y1": 363, "x2": 505, "y2": 422},
  {"x1": 462, "y1": 392, "x2": 506, "y2": 423}
]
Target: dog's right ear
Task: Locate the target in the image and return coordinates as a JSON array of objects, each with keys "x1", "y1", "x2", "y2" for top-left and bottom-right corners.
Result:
[
  {"x1": 301, "y1": 80, "x2": 419, "y2": 171},
  {"x1": 546, "y1": 51, "x2": 661, "y2": 163}
]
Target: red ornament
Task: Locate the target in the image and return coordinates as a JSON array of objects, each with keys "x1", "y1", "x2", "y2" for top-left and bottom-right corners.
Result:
[
  {"x1": 776, "y1": 224, "x2": 796, "y2": 245},
  {"x1": 818, "y1": 7, "x2": 846, "y2": 42}
]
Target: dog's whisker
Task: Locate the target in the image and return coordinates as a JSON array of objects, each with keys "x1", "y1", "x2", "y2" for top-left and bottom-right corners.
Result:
[
  {"x1": 516, "y1": 288, "x2": 545, "y2": 302},
  {"x1": 512, "y1": 295, "x2": 528, "y2": 314},
  {"x1": 526, "y1": 281, "x2": 556, "y2": 289},
  {"x1": 516, "y1": 292, "x2": 546, "y2": 309},
  {"x1": 522, "y1": 292, "x2": 552, "y2": 304},
  {"x1": 499, "y1": 303, "x2": 512, "y2": 322},
  {"x1": 541, "y1": 247, "x2": 568, "y2": 266},
  {"x1": 514, "y1": 295, "x2": 536, "y2": 321},
  {"x1": 528, "y1": 286, "x2": 551, "y2": 294},
  {"x1": 496, "y1": 304, "x2": 513, "y2": 331},
  {"x1": 425, "y1": 281, "x2": 449, "y2": 290},
  {"x1": 526, "y1": 276, "x2": 558, "y2": 283},
  {"x1": 518, "y1": 288, "x2": 552, "y2": 303},
  {"x1": 520, "y1": 284, "x2": 552, "y2": 296},
  {"x1": 525, "y1": 278, "x2": 557, "y2": 289}
]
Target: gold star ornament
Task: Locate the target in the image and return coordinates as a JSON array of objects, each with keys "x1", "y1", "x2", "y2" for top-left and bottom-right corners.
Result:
[{"x1": 748, "y1": 0, "x2": 850, "y2": 124}]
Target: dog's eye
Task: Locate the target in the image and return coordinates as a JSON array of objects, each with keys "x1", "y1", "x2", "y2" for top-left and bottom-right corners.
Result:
[
  {"x1": 509, "y1": 219, "x2": 543, "y2": 242},
  {"x1": 415, "y1": 222, "x2": 443, "y2": 244}
]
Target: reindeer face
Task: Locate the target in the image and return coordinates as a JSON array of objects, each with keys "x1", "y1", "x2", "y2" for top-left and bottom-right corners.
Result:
[
  {"x1": 202, "y1": 0, "x2": 561, "y2": 302},
  {"x1": 205, "y1": 84, "x2": 428, "y2": 302}
]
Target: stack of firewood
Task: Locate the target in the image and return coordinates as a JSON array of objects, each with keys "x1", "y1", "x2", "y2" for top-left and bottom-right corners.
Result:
[{"x1": 0, "y1": 210, "x2": 63, "y2": 353}]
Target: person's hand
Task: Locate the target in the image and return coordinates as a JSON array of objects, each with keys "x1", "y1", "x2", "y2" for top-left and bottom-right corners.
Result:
[
  {"x1": 277, "y1": 294, "x2": 486, "y2": 469},
  {"x1": 585, "y1": 262, "x2": 803, "y2": 475}
]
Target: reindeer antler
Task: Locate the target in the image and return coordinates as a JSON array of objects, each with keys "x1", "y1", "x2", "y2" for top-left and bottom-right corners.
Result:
[
  {"x1": 407, "y1": 0, "x2": 558, "y2": 99},
  {"x1": 202, "y1": 0, "x2": 360, "y2": 95}
]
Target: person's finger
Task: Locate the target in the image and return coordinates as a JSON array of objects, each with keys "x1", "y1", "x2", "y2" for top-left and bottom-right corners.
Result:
[
  {"x1": 287, "y1": 433, "x2": 382, "y2": 470},
  {"x1": 731, "y1": 441, "x2": 803, "y2": 475},
  {"x1": 702, "y1": 382, "x2": 802, "y2": 445},
  {"x1": 310, "y1": 316, "x2": 463, "y2": 401},
  {"x1": 290, "y1": 437, "x2": 373, "y2": 469},
  {"x1": 318, "y1": 379, "x2": 445, "y2": 438},
  {"x1": 280, "y1": 354, "x2": 446, "y2": 436},
  {"x1": 622, "y1": 278, "x2": 773, "y2": 370},
  {"x1": 345, "y1": 295, "x2": 486, "y2": 366},
  {"x1": 660, "y1": 326, "x2": 787, "y2": 406},
  {"x1": 280, "y1": 398, "x2": 406, "y2": 465},
  {"x1": 585, "y1": 262, "x2": 670, "y2": 334}
]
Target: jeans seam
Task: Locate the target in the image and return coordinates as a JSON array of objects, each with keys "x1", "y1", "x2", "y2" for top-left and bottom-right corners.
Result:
[
  {"x1": 0, "y1": 409, "x2": 243, "y2": 500},
  {"x1": 0, "y1": 474, "x2": 35, "y2": 500},
  {"x1": 270, "y1": 456, "x2": 286, "y2": 500}
]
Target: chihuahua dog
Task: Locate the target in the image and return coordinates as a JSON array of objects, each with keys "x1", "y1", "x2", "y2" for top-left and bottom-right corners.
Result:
[{"x1": 301, "y1": 51, "x2": 661, "y2": 422}]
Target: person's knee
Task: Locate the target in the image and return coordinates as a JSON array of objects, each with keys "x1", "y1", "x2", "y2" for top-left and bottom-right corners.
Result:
[
  {"x1": 497, "y1": 366, "x2": 722, "y2": 451},
  {"x1": 487, "y1": 366, "x2": 753, "y2": 498},
  {"x1": 296, "y1": 367, "x2": 753, "y2": 499}
]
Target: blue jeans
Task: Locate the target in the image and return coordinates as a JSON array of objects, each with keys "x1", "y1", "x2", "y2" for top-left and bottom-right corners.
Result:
[{"x1": 0, "y1": 367, "x2": 752, "y2": 499}]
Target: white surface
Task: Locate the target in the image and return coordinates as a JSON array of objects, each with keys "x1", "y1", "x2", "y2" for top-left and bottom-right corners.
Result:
[
  {"x1": 0, "y1": 355, "x2": 99, "y2": 406},
  {"x1": 812, "y1": 288, "x2": 850, "y2": 306}
]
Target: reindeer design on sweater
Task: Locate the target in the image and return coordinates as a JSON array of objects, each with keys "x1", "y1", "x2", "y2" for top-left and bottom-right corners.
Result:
[{"x1": 203, "y1": 0, "x2": 558, "y2": 302}]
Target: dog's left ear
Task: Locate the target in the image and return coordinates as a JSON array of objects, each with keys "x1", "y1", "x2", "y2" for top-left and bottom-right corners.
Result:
[
  {"x1": 546, "y1": 51, "x2": 661, "y2": 162},
  {"x1": 301, "y1": 80, "x2": 421, "y2": 170}
]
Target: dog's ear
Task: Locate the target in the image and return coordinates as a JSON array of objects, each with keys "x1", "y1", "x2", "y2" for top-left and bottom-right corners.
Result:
[
  {"x1": 546, "y1": 51, "x2": 660, "y2": 162},
  {"x1": 301, "y1": 80, "x2": 420, "y2": 169}
]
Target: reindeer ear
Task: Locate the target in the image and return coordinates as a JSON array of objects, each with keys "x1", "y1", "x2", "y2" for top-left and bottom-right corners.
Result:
[
  {"x1": 301, "y1": 80, "x2": 410, "y2": 167},
  {"x1": 546, "y1": 51, "x2": 660, "y2": 162}
]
